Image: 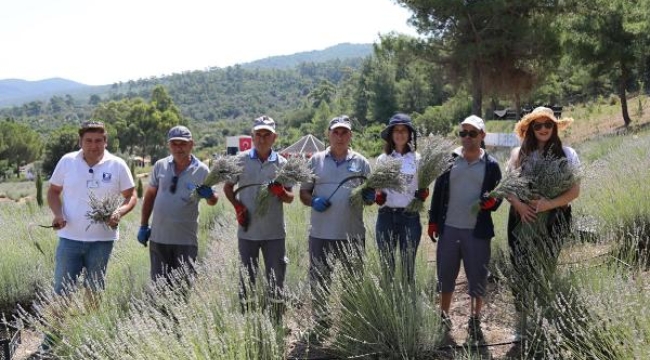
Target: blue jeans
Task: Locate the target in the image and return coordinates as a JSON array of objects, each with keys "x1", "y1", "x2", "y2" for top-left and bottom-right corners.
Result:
[
  {"x1": 375, "y1": 207, "x2": 422, "y2": 282},
  {"x1": 54, "y1": 238, "x2": 114, "y2": 295}
]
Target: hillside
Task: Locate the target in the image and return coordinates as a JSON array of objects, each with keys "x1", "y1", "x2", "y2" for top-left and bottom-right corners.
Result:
[
  {"x1": 241, "y1": 43, "x2": 372, "y2": 70},
  {"x1": 0, "y1": 43, "x2": 372, "y2": 108},
  {"x1": 0, "y1": 78, "x2": 90, "y2": 107}
]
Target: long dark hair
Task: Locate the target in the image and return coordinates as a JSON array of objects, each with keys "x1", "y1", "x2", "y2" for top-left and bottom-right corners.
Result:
[
  {"x1": 517, "y1": 121, "x2": 565, "y2": 166},
  {"x1": 382, "y1": 128, "x2": 416, "y2": 155}
]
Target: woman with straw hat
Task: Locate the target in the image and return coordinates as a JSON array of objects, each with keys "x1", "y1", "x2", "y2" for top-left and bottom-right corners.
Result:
[{"x1": 505, "y1": 106, "x2": 581, "y2": 320}]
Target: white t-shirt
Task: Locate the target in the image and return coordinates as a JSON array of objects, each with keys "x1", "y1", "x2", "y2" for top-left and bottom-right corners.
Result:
[
  {"x1": 507, "y1": 146, "x2": 580, "y2": 172},
  {"x1": 49, "y1": 150, "x2": 135, "y2": 241},
  {"x1": 376, "y1": 151, "x2": 419, "y2": 208}
]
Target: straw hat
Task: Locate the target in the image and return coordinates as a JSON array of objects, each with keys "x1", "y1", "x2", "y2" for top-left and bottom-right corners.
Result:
[{"x1": 514, "y1": 106, "x2": 573, "y2": 140}]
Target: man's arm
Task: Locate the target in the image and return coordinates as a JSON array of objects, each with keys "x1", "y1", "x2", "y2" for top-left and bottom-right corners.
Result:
[
  {"x1": 299, "y1": 188, "x2": 313, "y2": 207},
  {"x1": 47, "y1": 184, "x2": 66, "y2": 229},
  {"x1": 140, "y1": 186, "x2": 158, "y2": 226},
  {"x1": 108, "y1": 187, "x2": 137, "y2": 227},
  {"x1": 223, "y1": 182, "x2": 239, "y2": 207}
]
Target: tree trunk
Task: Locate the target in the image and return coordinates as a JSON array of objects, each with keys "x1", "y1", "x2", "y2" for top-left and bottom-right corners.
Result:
[
  {"x1": 514, "y1": 92, "x2": 521, "y2": 120},
  {"x1": 471, "y1": 60, "x2": 482, "y2": 116},
  {"x1": 619, "y1": 60, "x2": 632, "y2": 127},
  {"x1": 645, "y1": 55, "x2": 650, "y2": 94}
]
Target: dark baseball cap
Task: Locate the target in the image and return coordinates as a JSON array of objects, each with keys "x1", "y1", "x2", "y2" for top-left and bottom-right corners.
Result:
[{"x1": 168, "y1": 125, "x2": 192, "y2": 142}]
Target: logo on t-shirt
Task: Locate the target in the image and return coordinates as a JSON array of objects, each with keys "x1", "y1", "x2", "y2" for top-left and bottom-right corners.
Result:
[{"x1": 102, "y1": 172, "x2": 112, "y2": 182}]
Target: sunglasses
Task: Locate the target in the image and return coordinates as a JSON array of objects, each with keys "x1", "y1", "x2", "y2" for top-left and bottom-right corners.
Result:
[
  {"x1": 170, "y1": 176, "x2": 179, "y2": 194},
  {"x1": 458, "y1": 130, "x2": 480, "y2": 138},
  {"x1": 532, "y1": 121, "x2": 554, "y2": 131}
]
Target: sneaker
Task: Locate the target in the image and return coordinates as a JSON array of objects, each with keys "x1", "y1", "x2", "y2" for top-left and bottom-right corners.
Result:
[{"x1": 466, "y1": 316, "x2": 485, "y2": 345}]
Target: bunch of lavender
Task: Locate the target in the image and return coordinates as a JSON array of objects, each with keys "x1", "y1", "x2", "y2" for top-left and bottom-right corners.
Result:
[
  {"x1": 85, "y1": 192, "x2": 124, "y2": 230},
  {"x1": 470, "y1": 167, "x2": 533, "y2": 214},
  {"x1": 349, "y1": 157, "x2": 405, "y2": 208},
  {"x1": 405, "y1": 135, "x2": 455, "y2": 212},
  {"x1": 515, "y1": 151, "x2": 582, "y2": 239},
  {"x1": 256, "y1": 157, "x2": 313, "y2": 216},
  {"x1": 522, "y1": 152, "x2": 581, "y2": 201},
  {"x1": 191, "y1": 155, "x2": 242, "y2": 199}
]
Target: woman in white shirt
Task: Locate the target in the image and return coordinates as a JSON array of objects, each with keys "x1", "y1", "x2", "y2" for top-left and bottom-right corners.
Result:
[{"x1": 375, "y1": 113, "x2": 428, "y2": 283}]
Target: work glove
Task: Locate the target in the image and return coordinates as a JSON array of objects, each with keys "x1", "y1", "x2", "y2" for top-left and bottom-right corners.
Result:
[
  {"x1": 375, "y1": 191, "x2": 387, "y2": 206},
  {"x1": 427, "y1": 223, "x2": 438, "y2": 242},
  {"x1": 414, "y1": 188, "x2": 430, "y2": 202},
  {"x1": 137, "y1": 225, "x2": 151, "y2": 247},
  {"x1": 311, "y1": 197, "x2": 331, "y2": 212},
  {"x1": 267, "y1": 181, "x2": 286, "y2": 198},
  {"x1": 479, "y1": 194, "x2": 498, "y2": 211},
  {"x1": 361, "y1": 187, "x2": 376, "y2": 205},
  {"x1": 234, "y1": 203, "x2": 249, "y2": 230},
  {"x1": 196, "y1": 185, "x2": 215, "y2": 199}
]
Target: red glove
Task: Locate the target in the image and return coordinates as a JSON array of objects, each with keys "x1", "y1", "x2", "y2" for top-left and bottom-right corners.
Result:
[
  {"x1": 375, "y1": 191, "x2": 387, "y2": 206},
  {"x1": 427, "y1": 223, "x2": 438, "y2": 242},
  {"x1": 414, "y1": 188, "x2": 430, "y2": 201},
  {"x1": 267, "y1": 181, "x2": 286, "y2": 198},
  {"x1": 480, "y1": 196, "x2": 497, "y2": 211},
  {"x1": 234, "y1": 203, "x2": 249, "y2": 230}
]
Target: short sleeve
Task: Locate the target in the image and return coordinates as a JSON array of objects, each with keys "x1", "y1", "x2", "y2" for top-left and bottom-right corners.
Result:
[
  {"x1": 49, "y1": 155, "x2": 70, "y2": 187},
  {"x1": 506, "y1": 147, "x2": 521, "y2": 172},
  {"x1": 563, "y1": 146, "x2": 580, "y2": 167}
]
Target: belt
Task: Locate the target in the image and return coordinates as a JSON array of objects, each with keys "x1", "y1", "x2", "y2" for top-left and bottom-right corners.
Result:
[{"x1": 380, "y1": 207, "x2": 406, "y2": 212}]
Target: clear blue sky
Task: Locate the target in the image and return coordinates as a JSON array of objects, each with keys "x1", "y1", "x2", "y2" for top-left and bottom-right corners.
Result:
[{"x1": 0, "y1": 0, "x2": 419, "y2": 85}]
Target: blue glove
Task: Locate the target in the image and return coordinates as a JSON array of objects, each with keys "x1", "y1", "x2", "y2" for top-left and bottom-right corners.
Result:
[
  {"x1": 137, "y1": 225, "x2": 151, "y2": 247},
  {"x1": 361, "y1": 187, "x2": 376, "y2": 205},
  {"x1": 311, "y1": 197, "x2": 331, "y2": 212},
  {"x1": 196, "y1": 185, "x2": 214, "y2": 199}
]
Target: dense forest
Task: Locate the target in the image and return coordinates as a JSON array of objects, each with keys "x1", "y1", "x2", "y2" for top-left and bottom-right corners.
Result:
[{"x1": 1, "y1": 0, "x2": 649, "y2": 177}]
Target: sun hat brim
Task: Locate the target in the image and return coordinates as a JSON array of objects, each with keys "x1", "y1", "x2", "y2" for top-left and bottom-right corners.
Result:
[
  {"x1": 514, "y1": 107, "x2": 573, "y2": 139},
  {"x1": 380, "y1": 122, "x2": 416, "y2": 141}
]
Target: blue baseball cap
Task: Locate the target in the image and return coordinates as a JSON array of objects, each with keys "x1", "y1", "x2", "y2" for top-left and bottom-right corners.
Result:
[{"x1": 168, "y1": 125, "x2": 192, "y2": 142}]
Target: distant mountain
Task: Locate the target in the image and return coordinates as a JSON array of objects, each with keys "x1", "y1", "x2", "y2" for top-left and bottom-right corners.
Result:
[
  {"x1": 0, "y1": 43, "x2": 373, "y2": 108},
  {"x1": 240, "y1": 43, "x2": 373, "y2": 70},
  {"x1": 0, "y1": 78, "x2": 91, "y2": 107}
]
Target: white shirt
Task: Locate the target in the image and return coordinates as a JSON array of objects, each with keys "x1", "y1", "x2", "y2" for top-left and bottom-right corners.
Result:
[
  {"x1": 49, "y1": 150, "x2": 135, "y2": 241},
  {"x1": 507, "y1": 146, "x2": 580, "y2": 172},
  {"x1": 376, "y1": 150, "x2": 419, "y2": 208}
]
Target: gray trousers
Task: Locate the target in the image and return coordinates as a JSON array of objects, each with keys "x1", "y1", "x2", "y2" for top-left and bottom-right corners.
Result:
[
  {"x1": 149, "y1": 241, "x2": 198, "y2": 283},
  {"x1": 309, "y1": 236, "x2": 365, "y2": 328},
  {"x1": 238, "y1": 238, "x2": 287, "y2": 301}
]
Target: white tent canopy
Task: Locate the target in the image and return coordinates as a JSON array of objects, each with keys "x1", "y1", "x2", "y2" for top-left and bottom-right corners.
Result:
[{"x1": 280, "y1": 134, "x2": 325, "y2": 158}]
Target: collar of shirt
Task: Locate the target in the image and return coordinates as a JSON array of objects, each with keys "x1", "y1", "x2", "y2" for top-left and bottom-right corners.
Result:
[
  {"x1": 390, "y1": 150, "x2": 416, "y2": 160},
  {"x1": 166, "y1": 154, "x2": 199, "y2": 166},
  {"x1": 452, "y1": 146, "x2": 486, "y2": 165},
  {"x1": 249, "y1": 148, "x2": 278, "y2": 162},
  {"x1": 325, "y1": 147, "x2": 354, "y2": 162},
  {"x1": 77, "y1": 149, "x2": 110, "y2": 166}
]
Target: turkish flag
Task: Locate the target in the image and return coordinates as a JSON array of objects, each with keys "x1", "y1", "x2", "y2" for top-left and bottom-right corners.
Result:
[{"x1": 239, "y1": 137, "x2": 252, "y2": 151}]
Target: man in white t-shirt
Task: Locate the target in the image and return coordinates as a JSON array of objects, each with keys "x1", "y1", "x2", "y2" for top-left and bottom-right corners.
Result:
[{"x1": 47, "y1": 120, "x2": 137, "y2": 295}]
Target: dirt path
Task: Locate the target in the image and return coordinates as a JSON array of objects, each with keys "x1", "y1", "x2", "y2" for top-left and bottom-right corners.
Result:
[{"x1": 421, "y1": 240, "x2": 520, "y2": 360}]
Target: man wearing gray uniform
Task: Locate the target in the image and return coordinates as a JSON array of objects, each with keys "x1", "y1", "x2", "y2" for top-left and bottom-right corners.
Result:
[
  {"x1": 138, "y1": 125, "x2": 218, "y2": 283},
  {"x1": 223, "y1": 116, "x2": 293, "y2": 320},
  {"x1": 299, "y1": 115, "x2": 374, "y2": 337}
]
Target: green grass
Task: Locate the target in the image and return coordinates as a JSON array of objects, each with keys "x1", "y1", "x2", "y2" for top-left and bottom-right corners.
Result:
[{"x1": 0, "y1": 180, "x2": 36, "y2": 201}]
